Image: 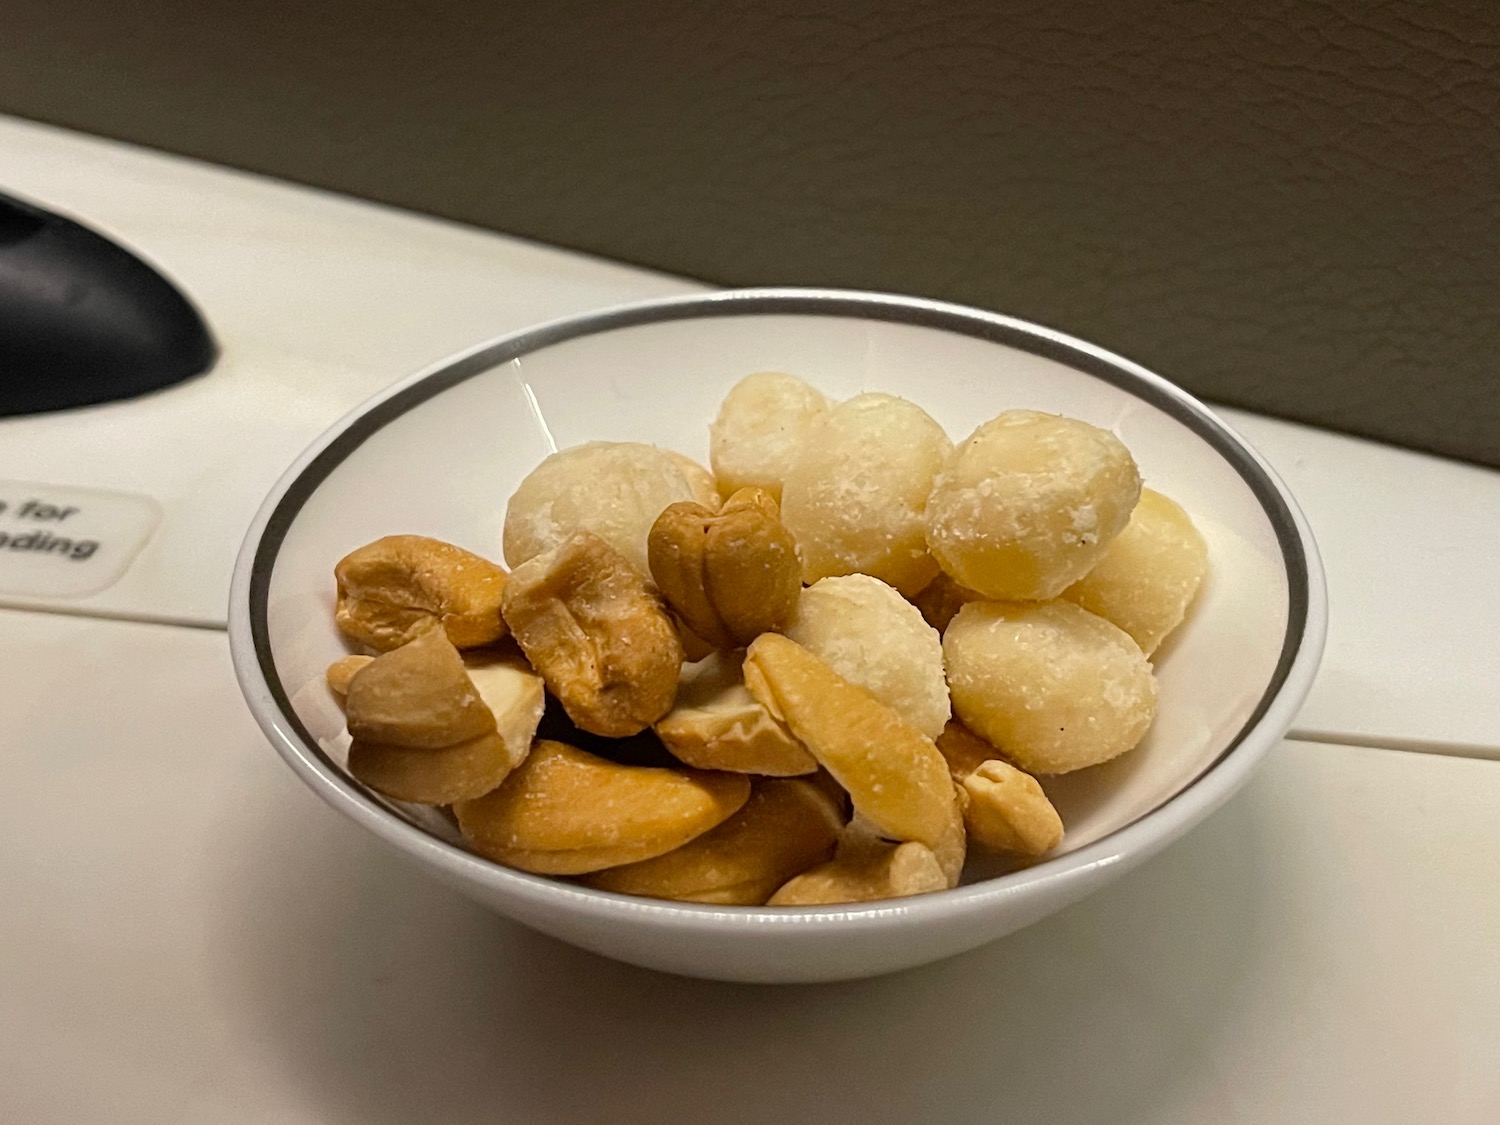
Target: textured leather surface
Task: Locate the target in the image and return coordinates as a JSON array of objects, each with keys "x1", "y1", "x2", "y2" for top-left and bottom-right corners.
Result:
[{"x1": 2, "y1": 1, "x2": 1497, "y2": 465}]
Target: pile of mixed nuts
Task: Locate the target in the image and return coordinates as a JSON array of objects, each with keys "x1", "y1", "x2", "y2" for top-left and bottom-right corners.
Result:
[{"x1": 322, "y1": 372, "x2": 1208, "y2": 905}]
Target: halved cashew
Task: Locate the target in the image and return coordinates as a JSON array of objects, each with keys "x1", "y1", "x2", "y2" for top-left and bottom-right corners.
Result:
[
  {"x1": 582, "y1": 778, "x2": 843, "y2": 904},
  {"x1": 500, "y1": 532, "x2": 684, "y2": 738},
  {"x1": 344, "y1": 626, "x2": 495, "y2": 749},
  {"x1": 326, "y1": 654, "x2": 375, "y2": 697},
  {"x1": 936, "y1": 721, "x2": 1064, "y2": 856},
  {"x1": 647, "y1": 487, "x2": 801, "y2": 650},
  {"x1": 768, "y1": 821, "x2": 948, "y2": 905},
  {"x1": 462, "y1": 646, "x2": 546, "y2": 775},
  {"x1": 655, "y1": 652, "x2": 817, "y2": 776},
  {"x1": 335, "y1": 535, "x2": 509, "y2": 652},
  {"x1": 963, "y1": 760, "x2": 1064, "y2": 856},
  {"x1": 348, "y1": 731, "x2": 517, "y2": 806},
  {"x1": 337, "y1": 628, "x2": 522, "y2": 805},
  {"x1": 453, "y1": 740, "x2": 750, "y2": 875},
  {"x1": 742, "y1": 633, "x2": 959, "y2": 854}
]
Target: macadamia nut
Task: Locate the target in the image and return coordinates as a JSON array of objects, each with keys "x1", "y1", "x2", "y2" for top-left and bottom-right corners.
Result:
[
  {"x1": 709, "y1": 372, "x2": 831, "y2": 501},
  {"x1": 943, "y1": 600, "x2": 1156, "y2": 774},
  {"x1": 925, "y1": 411, "x2": 1141, "y2": 601},
  {"x1": 502, "y1": 441, "x2": 694, "y2": 576},
  {"x1": 786, "y1": 574, "x2": 950, "y2": 739},
  {"x1": 1061, "y1": 488, "x2": 1208, "y2": 655},
  {"x1": 781, "y1": 393, "x2": 952, "y2": 596},
  {"x1": 666, "y1": 451, "x2": 722, "y2": 510}
]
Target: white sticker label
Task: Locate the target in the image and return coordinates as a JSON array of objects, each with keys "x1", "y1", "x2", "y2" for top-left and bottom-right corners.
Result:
[{"x1": 0, "y1": 481, "x2": 161, "y2": 598}]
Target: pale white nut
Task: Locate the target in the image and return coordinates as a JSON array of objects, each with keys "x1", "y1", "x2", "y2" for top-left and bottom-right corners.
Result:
[
  {"x1": 1061, "y1": 488, "x2": 1209, "y2": 655},
  {"x1": 709, "y1": 371, "x2": 831, "y2": 501},
  {"x1": 655, "y1": 652, "x2": 816, "y2": 775},
  {"x1": 666, "y1": 451, "x2": 722, "y2": 511},
  {"x1": 781, "y1": 393, "x2": 952, "y2": 596},
  {"x1": 462, "y1": 646, "x2": 546, "y2": 775},
  {"x1": 786, "y1": 574, "x2": 950, "y2": 739},
  {"x1": 943, "y1": 600, "x2": 1157, "y2": 774},
  {"x1": 581, "y1": 778, "x2": 844, "y2": 904},
  {"x1": 502, "y1": 441, "x2": 695, "y2": 576},
  {"x1": 925, "y1": 410, "x2": 1141, "y2": 601}
]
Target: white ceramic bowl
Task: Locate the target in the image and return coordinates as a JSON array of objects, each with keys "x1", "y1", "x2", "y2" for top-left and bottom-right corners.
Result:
[{"x1": 228, "y1": 288, "x2": 1325, "y2": 983}]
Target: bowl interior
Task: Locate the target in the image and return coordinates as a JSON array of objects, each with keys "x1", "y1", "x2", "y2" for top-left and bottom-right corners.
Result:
[{"x1": 255, "y1": 301, "x2": 1294, "y2": 878}]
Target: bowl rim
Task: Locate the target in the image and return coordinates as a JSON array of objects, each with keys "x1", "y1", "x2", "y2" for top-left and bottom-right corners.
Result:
[{"x1": 228, "y1": 286, "x2": 1327, "y2": 930}]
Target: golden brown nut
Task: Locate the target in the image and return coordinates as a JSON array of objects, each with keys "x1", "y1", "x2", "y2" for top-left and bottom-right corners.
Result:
[
  {"x1": 500, "y1": 532, "x2": 685, "y2": 737},
  {"x1": 453, "y1": 740, "x2": 751, "y2": 875},
  {"x1": 343, "y1": 626, "x2": 496, "y2": 749},
  {"x1": 325, "y1": 654, "x2": 375, "y2": 698},
  {"x1": 654, "y1": 652, "x2": 817, "y2": 776},
  {"x1": 671, "y1": 616, "x2": 718, "y2": 664},
  {"x1": 929, "y1": 798, "x2": 968, "y2": 887},
  {"x1": 582, "y1": 778, "x2": 843, "y2": 904},
  {"x1": 348, "y1": 731, "x2": 517, "y2": 806},
  {"x1": 963, "y1": 760, "x2": 1064, "y2": 856},
  {"x1": 933, "y1": 718, "x2": 999, "y2": 782},
  {"x1": 335, "y1": 535, "x2": 509, "y2": 652},
  {"x1": 647, "y1": 487, "x2": 801, "y2": 650},
  {"x1": 935, "y1": 721, "x2": 1064, "y2": 856},
  {"x1": 768, "y1": 824, "x2": 948, "y2": 906},
  {"x1": 742, "y1": 633, "x2": 958, "y2": 853}
]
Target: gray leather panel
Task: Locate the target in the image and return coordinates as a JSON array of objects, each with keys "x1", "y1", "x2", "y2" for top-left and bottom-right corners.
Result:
[{"x1": 2, "y1": 1, "x2": 1496, "y2": 465}]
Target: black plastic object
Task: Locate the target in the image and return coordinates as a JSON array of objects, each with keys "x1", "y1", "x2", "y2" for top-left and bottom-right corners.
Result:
[{"x1": 0, "y1": 190, "x2": 216, "y2": 416}]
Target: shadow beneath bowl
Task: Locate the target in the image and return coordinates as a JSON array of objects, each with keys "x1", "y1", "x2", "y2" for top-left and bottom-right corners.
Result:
[{"x1": 209, "y1": 753, "x2": 1280, "y2": 1125}]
